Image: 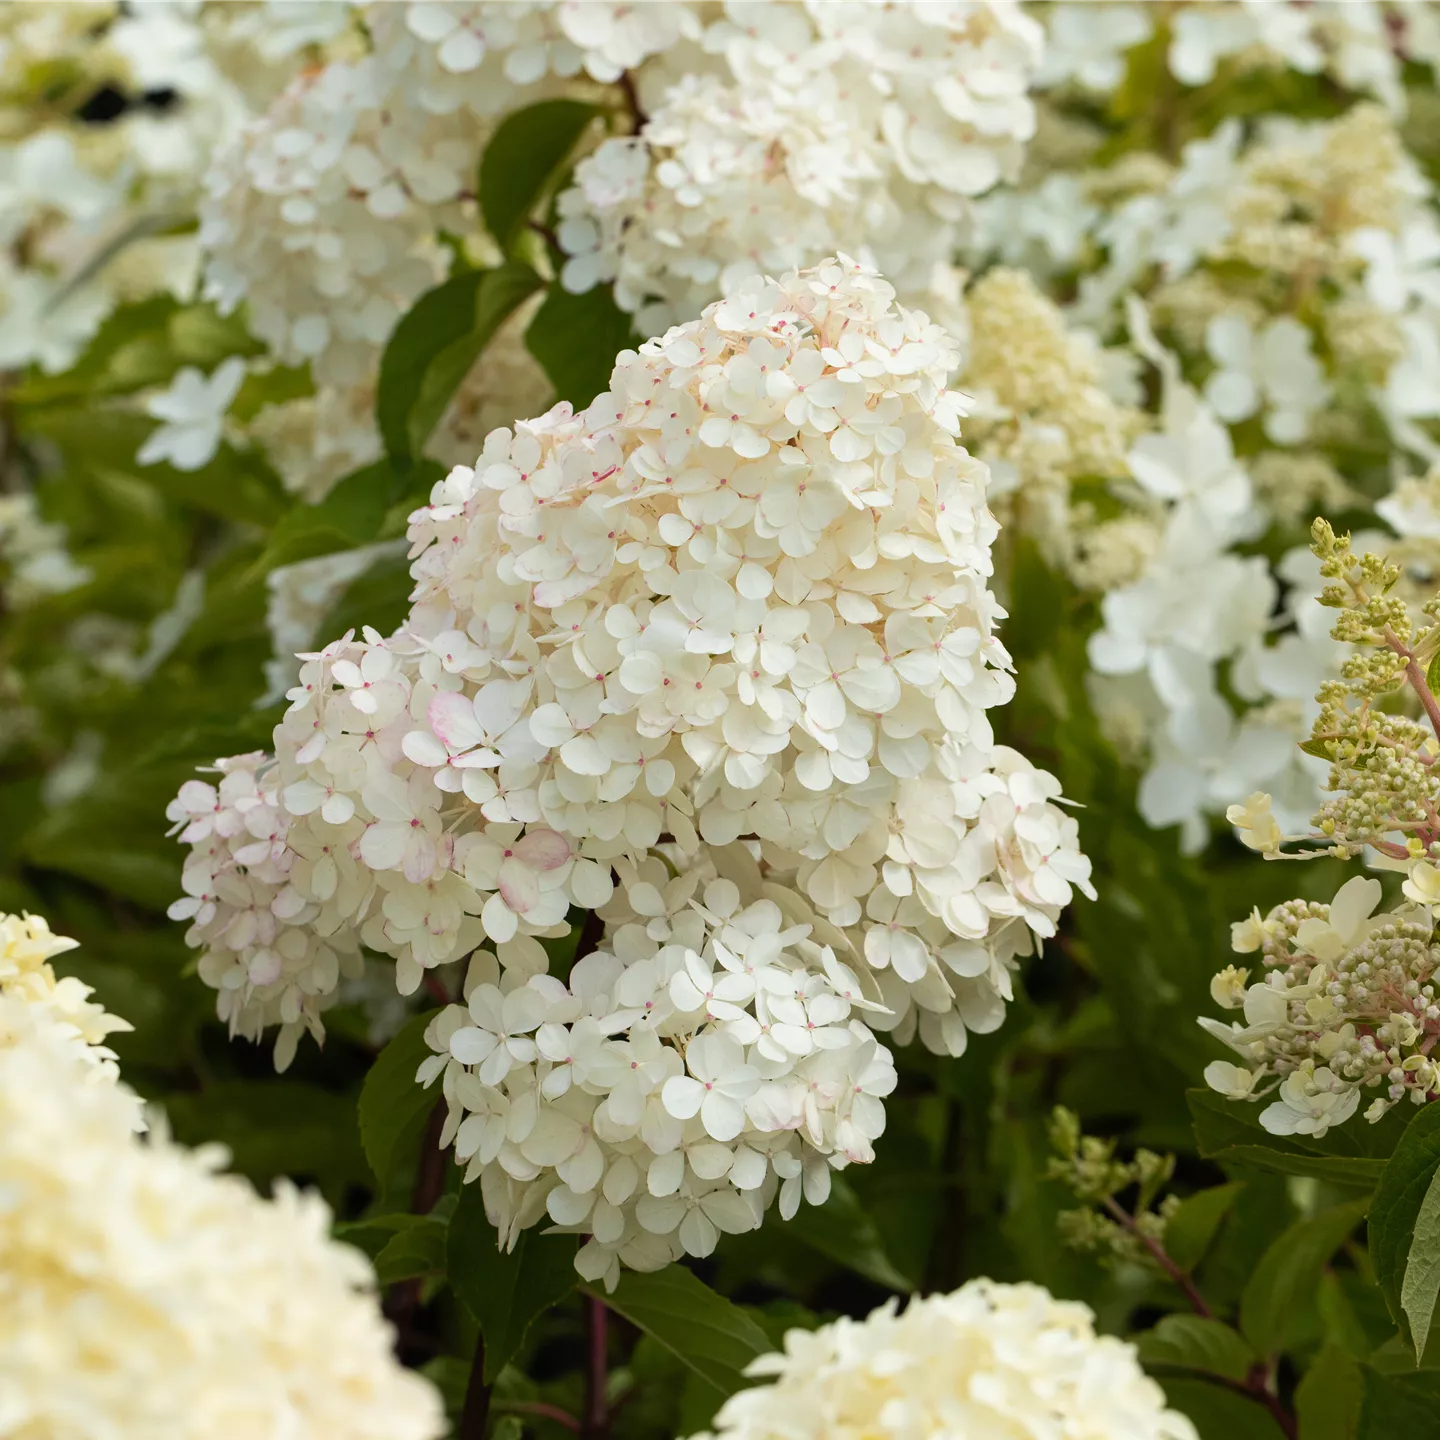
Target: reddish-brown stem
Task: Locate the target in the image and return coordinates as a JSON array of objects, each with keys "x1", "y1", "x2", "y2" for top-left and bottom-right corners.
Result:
[
  {"x1": 1101, "y1": 1197, "x2": 1214, "y2": 1318},
  {"x1": 1102, "y1": 1199, "x2": 1296, "y2": 1438},
  {"x1": 582, "y1": 1293, "x2": 610, "y2": 1438}
]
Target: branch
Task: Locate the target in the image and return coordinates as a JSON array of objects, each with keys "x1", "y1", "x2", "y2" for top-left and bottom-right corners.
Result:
[
  {"x1": 495, "y1": 1401, "x2": 582, "y2": 1433},
  {"x1": 582, "y1": 1292, "x2": 610, "y2": 1439},
  {"x1": 1101, "y1": 1197, "x2": 1213, "y2": 1319},
  {"x1": 458, "y1": 1331, "x2": 490, "y2": 1440}
]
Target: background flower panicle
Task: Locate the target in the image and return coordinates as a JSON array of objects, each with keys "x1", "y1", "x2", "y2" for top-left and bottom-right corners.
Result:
[
  {"x1": 0, "y1": 914, "x2": 445, "y2": 1440},
  {"x1": 686, "y1": 1278, "x2": 1197, "y2": 1440}
]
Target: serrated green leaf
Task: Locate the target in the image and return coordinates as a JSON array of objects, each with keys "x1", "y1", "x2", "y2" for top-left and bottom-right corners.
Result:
[
  {"x1": 583, "y1": 1264, "x2": 770, "y2": 1403},
  {"x1": 1240, "y1": 1198, "x2": 1369, "y2": 1355},
  {"x1": 447, "y1": 1182, "x2": 577, "y2": 1381},
  {"x1": 1357, "y1": 1366, "x2": 1440, "y2": 1436},
  {"x1": 1370, "y1": 1103, "x2": 1440, "y2": 1349},
  {"x1": 376, "y1": 262, "x2": 541, "y2": 465},
  {"x1": 1166, "y1": 1183, "x2": 1246, "y2": 1272},
  {"x1": 525, "y1": 281, "x2": 637, "y2": 409},
  {"x1": 1138, "y1": 1314, "x2": 1256, "y2": 1383},
  {"x1": 1400, "y1": 1163, "x2": 1440, "y2": 1362},
  {"x1": 478, "y1": 98, "x2": 599, "y2": 251},
  {"x1": 357, "y1": 1010, "x2": 439, "y2": 1184},
  {"x1": 1296, "y1": 1346, "x2": 1364, "y2": 1440}
]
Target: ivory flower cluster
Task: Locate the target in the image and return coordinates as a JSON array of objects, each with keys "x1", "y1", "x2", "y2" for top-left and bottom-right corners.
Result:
[
  {"x1": 169, "y1": 258, "x2": 1092, "y2": 1270},
  {"x1": 0, "y1": 917, "x2": 444, "y2": 1440},
  {"x1": 1202, "y1": 874, "x2": 1440, "y2": 1133},
  {"x1": 421, "y1": 858, "x2": 898, "y2": 1288},
  {"x1": 556, "y1": 1, "x2": 1042, "y2": 335},
  {"x1": 688, "y1": 1278, "x2": 1196, "y2": 1440}
]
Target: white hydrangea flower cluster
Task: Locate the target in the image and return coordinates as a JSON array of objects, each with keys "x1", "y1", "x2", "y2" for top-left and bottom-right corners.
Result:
[
  {"x1": 687, "y1": 1278, "x2": 1197, "y2": 1440},
  {"x1": 1038, "y1": 2, "x2": 1440, "y2": 113},
  {"x1": 169, "y1": 258, "x2": 1092, "y2": 1268},
  {"x1": 964, "y1": 35, "x2": 1440, "y2": 847},
  {"x1": 0, "y1": 0, "x2": 344, "y2": 375},
  {"x1": 420, "y1": 858, "x2": 898, "y2": 1288},
  {"x1": 557, "y1": 1, "x2": 1043, "y2": 336},
  {"x1": 0, "y1": 916, "x2": 444, "y2": 1440}
]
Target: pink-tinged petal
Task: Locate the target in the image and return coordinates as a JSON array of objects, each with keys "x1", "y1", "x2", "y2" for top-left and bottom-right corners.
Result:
[
  {"x1": 429, "y1": 691, "x2": 483, "y2": 752},
  {"x1": 497, "y1": 856, "x2": 541, "y2": 914},
  {"x1": 513, "y1": 828, "x2": 572, "y2": 870}
]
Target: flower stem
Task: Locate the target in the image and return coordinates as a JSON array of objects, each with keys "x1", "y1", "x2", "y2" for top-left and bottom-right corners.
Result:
[
  {"x1": 582, "y1": 1292, "x2": 610, "y2": 1438},
  {"x1": 458, "y1": 1331, "x2": 490, "y2": 1440},
  {"x1": 1101, "y1": 1197, "x2": 1213, "y2": 1318}
]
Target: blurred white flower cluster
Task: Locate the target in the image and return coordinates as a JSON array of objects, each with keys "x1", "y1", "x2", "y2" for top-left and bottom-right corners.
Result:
[
  {"x1": 959, "y1": 3, "x2": 1440, "y2": 850},
  {"x1": 0, "y1": 911, "x2": 444, "y2": 1440},
  {"x1": 168, "y1": 257, "x2": 1092, "y2": 1274},
  {"x1": 688, "y1": 1278, "x2": 1197, "y2": 1440}
]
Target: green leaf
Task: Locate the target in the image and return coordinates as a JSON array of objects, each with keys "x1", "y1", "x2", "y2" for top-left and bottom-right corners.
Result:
[
  {"x1": 447, "y1": 1182, "x2": 577, "y2": 1381},
  {"x1": 1156, "y1": 1377, "x2": 1287, "y2": 1440},
  {"x1": 1166, "y1": 1183, "x2": 1246, "y2": 1272},
  {"x1": 525, "y1": 281, "x2": 637, "y2": 409},
  {"x1": 1138, "y1": 1315, "x2": 1256, "y2": 1384},
  {"x1": 357, "y1": 1010, "x2": 439, "y2": 1184},
  {"x1": 1357, "y1": 1366, "x2": 1440, "y2": 1436},
  {"x1": 1296, "y1": 1346, "x2": 1364, "y2": 1440},
  {"x1": 478, "y1": 98, "x2": 599, "y2": 251},
  {"x1": 1209, "y1": 1146, "x2": 1385, "y2": 1189},
  {"x1": 376, "y1": 262, "x2": 542, "y2": 465},
  {"x1": 1401, "y1": 1163, "x2": 1440, "y2": 1362},
  {"x1": 1370, "y1": 1103, "x2": 1440, "y2": 1349},
  {"x1": 778, "y1": 1176, "x2": 914, "y2": 1292},
  {"x1": 1240, "y1": 1198, "x2": 1369, "y2": 1355},
  {"x1": 374, "y1": 1214, "x2": 450, "y2": 1285},
  {"x1": 583, "y1": 1265, "x2": 770, "y2": 1403}
]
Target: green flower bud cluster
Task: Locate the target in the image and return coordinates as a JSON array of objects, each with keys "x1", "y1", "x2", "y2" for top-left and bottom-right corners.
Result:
[
  {"x1": 1046, "y1": 1107, "x2": 1179, "y2": 1270},
  {"x1": 1307, "y1": 519, "x2": 1440, "y2": 860}
]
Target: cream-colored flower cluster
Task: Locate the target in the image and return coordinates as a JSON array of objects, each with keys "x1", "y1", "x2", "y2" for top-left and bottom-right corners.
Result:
[
  {"x1": 557, "y1": 2, "x2": 1042, "y2": 336},
  {"x1": 1203, "y1": 874, "x2": 1440, "y2": 1133},
  {"x1": 687, "y1": 1278, "x2": 1196, "y2": 1440},
  {"x1": 169, "y1": 258, "x2": 1092, "y2": 1271},
  {"x1": 0, "y1": 910, "x2": 130, "y2": 1078},
  {"x1": 0, "y1": 916, "x2": 444, "y2": 1440}
]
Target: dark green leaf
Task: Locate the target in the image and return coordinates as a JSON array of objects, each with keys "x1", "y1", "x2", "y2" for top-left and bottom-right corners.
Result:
[
  {"x1": 1166, "y1": 1183, "x2": 1246, "y2": 1272},
  {"x1": 525, "y1": 281, "x2": 637, "y2": 409},
  {"x1": 1138, "y1": 1315, "x2": 1256, "y2": 1383},
  {"x1": 1370, "y1": 1103, "x2": 1440, "y2": 1349},
  {"x1": 357, "y1": 1010, "x2": 439, "y2": 1184},
  {"x1": 374, "y1": 1214, "x2": 450, "y2": 1285},
  {"x1": 1157, "y1": 1377, "x2": 1286, "y2": 1440},
  {"x1": 478, "y1": 99, "x2": 599, "y2": 251},
  {"x1": 779, "y1": 1175, "x2": 914, "y2": 1292},
  {"x1": 1240, "y1": 1198, "x2": 1369, "y2": 1354},
  {"x1": 1357, "y1": 1366, "x2": 1440, "y2": 1436},
  {"x1": 1296, "y1": 1346, "x2": 1364, "y2": 1440},
  {"x1": 376, "y1": 262, "x2": 542, "y2": 465},
  {"x1": 1209, "y1": 1146, "x2": 1385, "y2": 1188},
  {"x1": 584, "y1": 1264, "x2": 770, "y2": 1402},
  {"x1": 447, "y1": 1182, "x2": 577, "y2": 1381}
]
